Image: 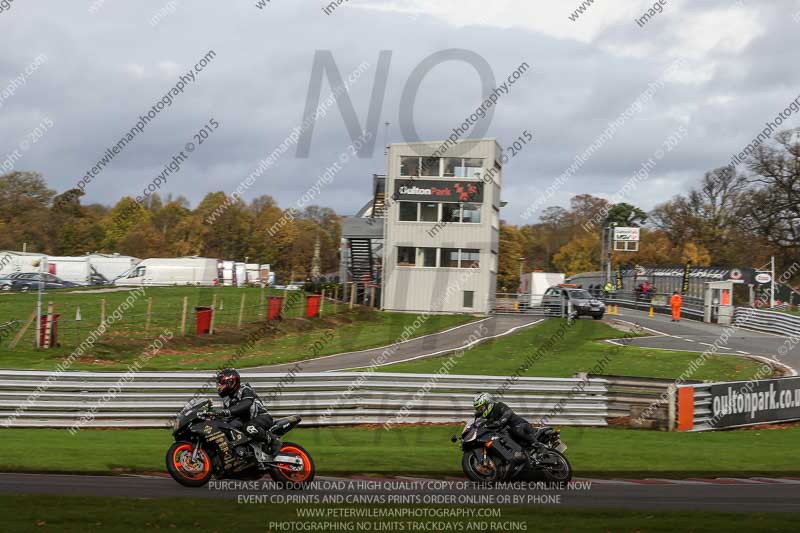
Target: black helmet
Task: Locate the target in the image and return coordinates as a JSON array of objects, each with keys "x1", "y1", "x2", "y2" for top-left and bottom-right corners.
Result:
[{"x1": 216, "y1": 368, "x2": 240, "y2": 398}]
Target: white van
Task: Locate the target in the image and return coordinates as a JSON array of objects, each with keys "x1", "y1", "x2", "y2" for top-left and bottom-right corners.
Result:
[{"x1": 114, "y1": 258, "x2": 219, "y2": 286}]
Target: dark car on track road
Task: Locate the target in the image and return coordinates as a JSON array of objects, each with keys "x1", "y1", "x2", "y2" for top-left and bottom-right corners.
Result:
[
  {"x1": 542, "y1": 285, "x2": 606, "y2": 319},
  {"x1": 0, "y1": 272, "x2": 78, "y2": 292}
]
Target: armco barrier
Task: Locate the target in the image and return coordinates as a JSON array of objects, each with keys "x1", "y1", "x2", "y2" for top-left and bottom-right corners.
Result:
[
  {"x1": 733, "y1": 307, "x2": 800, "y2": 337},
  {"x1": 0, "y1": 370, "x2": 609, "y2": 429},
  {"x1": 678, "y1": 376, "x2": 800, "y2": 431}
]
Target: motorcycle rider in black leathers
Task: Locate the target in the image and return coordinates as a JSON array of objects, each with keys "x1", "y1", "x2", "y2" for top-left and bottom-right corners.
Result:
[
  {"x1": 211, "y1": 368, "x2": 277, "y2": 469},
  {"x1": 473, "y1": 392, "x2": 540, "y2": 449}
]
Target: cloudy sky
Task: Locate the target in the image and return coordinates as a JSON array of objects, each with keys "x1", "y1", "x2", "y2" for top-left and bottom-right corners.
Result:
[{"x1": 2, "y1": 0, "x2": 800, "y2": 223}]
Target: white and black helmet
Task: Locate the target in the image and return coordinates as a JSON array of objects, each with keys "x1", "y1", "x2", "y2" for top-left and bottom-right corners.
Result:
[{"x1": 473, "y1": 392, "x2": 495, "y2": 418}]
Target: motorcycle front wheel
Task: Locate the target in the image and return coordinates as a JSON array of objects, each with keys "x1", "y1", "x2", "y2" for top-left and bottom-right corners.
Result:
[
  {"x1": 461, "y1": 451, "x2": 502, "y2": 483},
  {"x1": 537, "y1": 449, "x2": 572, "y2": 483},
  {"x1": 166, "y1": 441, "x2": 214, "y2": 487},
  {"x1": 269, "y1": 442, "x2": 316, "y2": 488}
]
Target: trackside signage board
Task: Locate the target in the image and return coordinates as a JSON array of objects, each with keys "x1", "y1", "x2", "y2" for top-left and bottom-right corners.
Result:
[
  {"x1": 709, "y1": 377, "x2": 800, "y2": 428},
  {"x1": 613, "y1": 227, "x2": 640, "y2": 242},
  {"x1": 393, "y1": 179, "x2": 484, "y2": 203}
]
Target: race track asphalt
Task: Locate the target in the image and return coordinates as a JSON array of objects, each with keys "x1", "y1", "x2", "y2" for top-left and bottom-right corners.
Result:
[
  {"x1": 610, "y1": 308, "x2": 799, "y2": 374},
  {"x1": 2, "y1": 473, "x2": 799, "y2": 512},
  {"x1": 249, "y1": 314, "x2": 544, "y2": 372}
]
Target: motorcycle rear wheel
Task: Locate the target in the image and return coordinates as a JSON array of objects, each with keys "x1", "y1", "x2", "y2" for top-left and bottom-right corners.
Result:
[
  {"x1": 538, "y1": 449, "x2": 572, "y2": 483},
  {"x1": 166, "y1": 441, "x2": 214, "y2": 487},
  {"x1": 461, "y1": 451, "x2": 502, "y2": 483},
  {"x1": 269, "y1": 442, "x2": 315, "y2": 488}
]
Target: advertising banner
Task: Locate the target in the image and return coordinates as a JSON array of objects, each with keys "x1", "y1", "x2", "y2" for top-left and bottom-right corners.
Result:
[
  {"x1": 709, "y1": 377, "x2": 800, "y2": 428},
  {"x1": 393, "y1": 179, "x2": 483, "y2": 202},
  {"x1": 613, "y1": 227, "x2": 640, "y2": 242}
]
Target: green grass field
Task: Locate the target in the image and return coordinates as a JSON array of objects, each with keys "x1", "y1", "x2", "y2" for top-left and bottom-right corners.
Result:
[
  {"x1": 2, "y1": 425, "x2": 798, "y2": 478},
  {"x1": 0, "y1": 286, "x2": 473, "y2": 370},
  {"x1": 4, "y1": 494, "x2": 796, "y2": 533},
  {"x1": 379, "y1": 319, "x2": 766, "y2": 381}
]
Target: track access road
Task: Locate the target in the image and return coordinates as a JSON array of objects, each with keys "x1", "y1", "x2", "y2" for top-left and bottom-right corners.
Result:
[{"x1": 610, "y1": 308, "x2": 798, "y2": 374}]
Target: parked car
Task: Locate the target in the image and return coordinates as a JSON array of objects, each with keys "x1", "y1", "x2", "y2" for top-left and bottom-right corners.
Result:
[
  {"x1": 542, "y1": 285, "x2": 606, "y2": 319},
  {"x1": 0, "y1": 272, "x2": 79, "y2": 291}
]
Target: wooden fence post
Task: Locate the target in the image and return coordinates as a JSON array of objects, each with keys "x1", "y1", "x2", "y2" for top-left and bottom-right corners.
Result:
[
  {"x1": 180, "y1": 296, "x2": 188, "y2": 336},
  {"x1": 145, "y1": 297, "x2": 153, "y2": 333},
  {"x1": 259, "y1": 285, "x2": 265, "y2": 316},
  {"x1": 100, "y1": 299, "x2": 106, "y2": 325},
  {"x1": 238, "y1": 293, "x2": 246, "y2": 330},
  {"x1": 333, "y1": 285, "x2": 339, "y2": 302},
  {"x1": 9, "y1": 308, "x2": 37, "y2": 350},
  {"x1": 210, "y1": 294, "x2": 217, "y2": 335},
  {"x1": 320, "y1": 289, "x2": 325, "y2": 316},
  {"x1": 369, "y1": 285, "x2": 376, "y2": 308},
  {"x1": 43, "y1": 301, "x2": 54, "y2": 349},
  {"x1": 349, "y1": 282, "x2": 356, "y2": 309}
]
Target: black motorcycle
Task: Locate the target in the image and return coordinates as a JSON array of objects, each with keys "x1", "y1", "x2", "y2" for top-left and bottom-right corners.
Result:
[
  {"x1": 166, "y1": 398, "x2": 315, "y2": 488},
  {"x1": 452, "y1": 418, "x2": 572, "y2": 483}
]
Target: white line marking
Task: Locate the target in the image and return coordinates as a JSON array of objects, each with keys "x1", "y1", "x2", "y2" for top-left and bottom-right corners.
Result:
[
  {"x1": 255, "y1": 317, "x2": 494, "y2": 368},
  {"x1": 340, "y1": 319, "x2": 545, "y2": 370},
  {"x1": 612, "y1": 318, "x2": 670, "y2": 337},
  {"x1": 737, "y1": 350, "x2": 750, "y2": 355}
]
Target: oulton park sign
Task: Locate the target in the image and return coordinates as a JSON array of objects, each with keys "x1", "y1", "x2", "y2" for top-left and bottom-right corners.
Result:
[{"x1": 394, "y1": 179, "x2": 484, "y2": 203}]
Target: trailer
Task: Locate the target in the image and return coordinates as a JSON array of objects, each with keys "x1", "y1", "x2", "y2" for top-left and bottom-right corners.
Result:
[
  {"x1": 0, "y1": 251, "x2": 47, "y2": 277},
  {"x1": 220, "y1": 260, "x2": 236, "y2": 286},
  {"x1": 47, "y1": 256, "x2": 94, "y2": 285},
  {"x1": 87, "y1": 254, "x2": 140, "y2": 283},
  {"x1": 520, "y1": 271, "x2": 566, "y2": 306}
]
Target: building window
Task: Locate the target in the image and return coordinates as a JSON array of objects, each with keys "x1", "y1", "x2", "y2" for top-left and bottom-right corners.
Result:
[
  {"x1": 461, "y1": 249, "x2": 480, "y2": 268},
  {"x1": 421, "y1": 157, "x2": 440, "y2": 176},
  {"x1": 400, "y1": 156, "x2": 420, "y2": 176},
  {"x1": 397, "y1": 246, "x2": 416, "y2": 266},
  {"x1": 420, "y1": 202, "x2": 438, "y2": 222},
  {"x1": 443, "y1": 158, "x2": 484, "y2": 178},
  {"x1": 442, "y1": 203, "x2": 461, "y2": 223},
  {"x1": 420, "y1": 247, "x2": 437, "y2": 267},
  {"x1": 399, "y1": 201, "x2": 417, "y2": 221},
  {"x1": 463, "y1": 158, "x2": 484, "y2": 178},
  {"x1": 441, "y1": 248, "x2": 460, "y2": 268},
  {"x1": 463, "y1": 291, "x2": 474, "y2": 308},
  {"x1": 443, "y1": 158, "x2": 460, "y2": 177},
  {"x1": 461, "y1": 203, "x2": 481, "y2": 223}
]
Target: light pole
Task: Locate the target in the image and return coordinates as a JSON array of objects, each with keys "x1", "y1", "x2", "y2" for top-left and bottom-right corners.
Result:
[{"x1": 604, "y1": 223, "x2": 617, "y2": 283}]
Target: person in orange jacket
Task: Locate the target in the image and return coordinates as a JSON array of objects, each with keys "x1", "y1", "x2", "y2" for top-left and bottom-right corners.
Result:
[{"x1": 670, "y1": 290, "x2": 683, "y2": 322}]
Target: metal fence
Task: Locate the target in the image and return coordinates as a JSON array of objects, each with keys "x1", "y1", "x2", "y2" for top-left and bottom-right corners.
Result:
[
  {"x1": 733, "y1": 307, "x2": 800, "y2": 337},
  {"x1": 0, "y1": 370, "x2": 609, "y2": 429},
  {"x1": 493, "y1": 293, "x2": 564, "y2": 316},
  {"x1": 605, "y1": 291, "x2": 705, "y2": 319}
]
